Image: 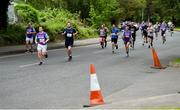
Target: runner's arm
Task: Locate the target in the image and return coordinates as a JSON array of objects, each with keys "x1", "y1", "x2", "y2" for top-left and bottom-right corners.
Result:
[
  {"x1": 35, "y1": 35, "x2": 38, "y2": 44},
  {"x1": 45, "y1": 33, "x2": 50, "y2": 43}
]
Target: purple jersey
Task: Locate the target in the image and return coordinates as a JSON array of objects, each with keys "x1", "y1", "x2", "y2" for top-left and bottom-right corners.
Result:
[
  {"x1": 36, "y1": 32, "x2": 48, "y2": 45},
  {"x1": 160, "y1": 24, "x2": 167, "y2": 31},
  {"x1": 123, "y1": 31, "x2": 131, "y2": 42},
  {"x1": 26, "y1": 27, "x2": 35, "y2": 38}
]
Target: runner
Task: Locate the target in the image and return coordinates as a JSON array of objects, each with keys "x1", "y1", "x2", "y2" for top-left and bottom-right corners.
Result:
[
  {"x1": 154, "y1": 22, "x2": 160, "y2": 40},
  {"x1": 130, "y1": 22, "x2": 138, "y2": 49},
  {"x1": 142, "y1": 22, "x2": 148, "y2": 46},
  {"x1": 111, "y1": 24, "x2": 119, "y2": 54},
  {"x1": 121, "y1": 22, "x2": 126, "y2": 33},
  {"x1": 35, "y1": 26, "x2": 49, "y2": 65},
  {"x1": 122, "y1": 26, "x2": 131, "y2": 57},
  {"x1": 168, "y1": 21, "x2": 172, "y2": 30},
  {"x1": 147, "y1": 22, "x2": 154, "y2": 48},
  {"x1": 169, "y1": 23, "x2": 175, "y2": 37},
  {"x1": 139, "y1": 21, "x2": 145, "y2": 38},
  {"x1": 160, "y1": 21, "x2": 167, "y2": 44},
  {"x1": 103, "y1": 24, "x2": 109, "y2": 47},
  {"x1": 25, "y1": 22, "x2": 36, "y2": 53},
  {"x1": 99, "y1": 24, "x2": 107, "y2": 49},
  {"x1": 62, "y1": 22, "x2": 77, "y2": 61}
]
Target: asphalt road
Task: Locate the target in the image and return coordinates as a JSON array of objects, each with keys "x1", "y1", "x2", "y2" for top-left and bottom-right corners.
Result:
[{"x1": 0, "y1": 31, "x2": 180, "y2": 109}]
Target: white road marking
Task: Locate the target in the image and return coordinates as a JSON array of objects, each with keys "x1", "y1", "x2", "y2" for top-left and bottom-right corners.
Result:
[
  {"x1": 19, "y1": 62, "x2": 39, "y2": 68},
  {"x1": 124, "y1": 93, "x2": 180, "y2": 104},
  {"x1": 0, "y1": 53, "x2": 25, "y2": 59}
]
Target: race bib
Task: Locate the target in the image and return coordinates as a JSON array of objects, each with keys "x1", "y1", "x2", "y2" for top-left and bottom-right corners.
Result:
[
  {"x1": 112, "y1": 33, "x2": 116, "y2": 36},
  {"x1": 39, "y1": 38, "x2": 45, "y2": 43},
  {"x1": 67, "y1": 33, "x2": 72, "y2": 37}
]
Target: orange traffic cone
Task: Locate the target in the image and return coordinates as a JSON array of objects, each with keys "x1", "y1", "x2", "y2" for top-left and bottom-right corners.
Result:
[
  {"x1": 151, "y1": 47, "x2": 166, "y2": 69},
  {"x1": 89, "y1": 64, "x2": 105, "y2": 106}
]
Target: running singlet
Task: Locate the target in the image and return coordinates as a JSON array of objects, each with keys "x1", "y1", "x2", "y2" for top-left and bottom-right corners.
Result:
[
  {"x1": 130, "y1": 26, "x2": 137, "y2": 34},
  {"x1": 154, "y1": 25, "x2": 159, "y2": 32},
  {"x1": 111, "y1": 27, "x2": 119, "y2": 38},
  {"x1": 160, "y1": 24, "x2": 167, "y2": 31},
  {"x1": 123, "y1": 31, "x2": 131, "y2": 41},
  {"x1": 121, "y1": 25, "x2": 126, "y2": 32},
  {"x1": 140, "y1": 24, "x2": 144, "y2": 31},
  {"x1": 100, "y1": 28, "x2": 106, "y2": 37},
  {"x1": 26, "y1": 27, "x2": 35, "y2": 38},
  {"x1": 148, "y1": 27, "x2": 154, "y2": 36},
  {"x1": 36, "y1": 32, "x2": 48, "y2": 45},
  {"x1": 64, "y1": 28, "x2": 76, "y2": 39}
]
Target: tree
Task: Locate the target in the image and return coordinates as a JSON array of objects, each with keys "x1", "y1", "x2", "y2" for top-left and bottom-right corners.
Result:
[{"x1": 0, "y1": 0, "x2": 10, "y2": 30}]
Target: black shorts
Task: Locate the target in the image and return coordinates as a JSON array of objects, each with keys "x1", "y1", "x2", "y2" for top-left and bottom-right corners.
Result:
[
  {"x1": 143, "y1": 31, "x2": 148, "y2": 38},
  {"x1": 148, "y1": 36, "x2": 153, "y2": 40},
  {"x1": 65, "y1": 39, "x2": 74, "y2": 48},
  {"x1": 111, "y1": 38, "x2": 118, "y2": 44},
  {"x1": 161, "y1": 31, "x2": 166, "y2": 36},
  {"x1": 132, "y1": 34, "x2": 136, "y2": 41}
]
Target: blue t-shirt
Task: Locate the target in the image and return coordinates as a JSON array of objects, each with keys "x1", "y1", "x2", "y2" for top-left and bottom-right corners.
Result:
[{"x1": 111, "y1": 27, "x2": 119, "y2": 38}]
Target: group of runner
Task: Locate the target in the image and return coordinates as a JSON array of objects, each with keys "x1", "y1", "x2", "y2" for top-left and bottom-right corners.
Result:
[
  {"x1": 98, "y1": 21, "x2": 175, "y2": 57},
  {"x1": 25, "y1": 21, "x2": 175, "y2": 65},
  {"x1": 25, "y1": 22, "x2": 77, "y2": 65}
]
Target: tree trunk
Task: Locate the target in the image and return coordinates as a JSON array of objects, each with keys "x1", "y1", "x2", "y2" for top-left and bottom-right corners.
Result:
[{"x1": 0, "y1": 0, "x2": 10, "y2": 30}]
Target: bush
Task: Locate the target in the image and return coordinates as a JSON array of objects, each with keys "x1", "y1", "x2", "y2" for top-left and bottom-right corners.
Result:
[
  {"x1": 2, "y1": 4, "x2": 98, "y2": 46},
  {"x1": 0, "y1": 24, "x2": 25, "y2": 46},
  {"x1": 39, "y1": 8, "x2": 98, "y2": 41},
  {"x1": 15, "y1": 4, "x2": 39, "y2": 23}
]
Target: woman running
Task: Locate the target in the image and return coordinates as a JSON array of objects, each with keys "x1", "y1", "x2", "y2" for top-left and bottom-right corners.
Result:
[{"x1": 122, "y1": 26, "x2": 132, "y2": 57}]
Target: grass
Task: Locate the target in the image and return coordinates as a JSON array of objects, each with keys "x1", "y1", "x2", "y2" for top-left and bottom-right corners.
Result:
[
  {"x1": 142, "y1": 108, "x2": 180, "y2": 110},
  {"x1": 169, "y1": 58, "x2": 180, "y2": 67},
  {"x1": 174, "y1": 58, "x2": 180, "y2": 63},
  {"x1": 175, "y1": 27, "x2": 180, "y2": 31}
]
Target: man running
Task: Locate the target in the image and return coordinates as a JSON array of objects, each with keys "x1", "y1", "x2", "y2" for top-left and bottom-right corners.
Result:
[
  {"x1": 142, "y1": 23, "x2": 148, "y2": 46},
  {"x1": 130, "y1": 22, "x2": 138, "y2": 49},
  {"x1": 25, "y1": 22, "x2": 36, "y2": 53},
  {"x1": 139, "y1": 21, "x2": 145, "y2": 38},
  {"x1": 160, "y1": 21, "x2": 167, "y2": 44},
  {"x1": 62, "y1": 22, "x2": 77, "y2": 61},
  {"x1": 35, "y1": 27, "x2": 49, "y2": 65},
  {"x1": 169, "y1": 23, "x2": 175, "y2": 37},
  {"x1": 122, "y1": 26, "x2": 132, "y2": 57},
  {"x1": 103, "y1": 24, "x2": 109, "y2": 47},
  {"x1": 111, "y1": 24, "x2": 119, "y2": 54},
  {"x1": 147, "y1": 23, "x2": 154, "y2": 48},
  {"x1": 154, "y1": 22, "x2": 160, "y2": 40},
  {"x1": 99, "y1": 24, "x2": 107, "y2": 49}
]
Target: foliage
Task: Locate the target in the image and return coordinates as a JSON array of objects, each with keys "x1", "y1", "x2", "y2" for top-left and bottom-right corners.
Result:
[
  {"x1": 1, "y1": 0, "x2": 180, "y2": 46},
  {"x1": 15, "y1": 4, "x2": 39, "y2": 23},
  {"x1": 0, "y1": 24, "x2": 25, "y2": 46}
]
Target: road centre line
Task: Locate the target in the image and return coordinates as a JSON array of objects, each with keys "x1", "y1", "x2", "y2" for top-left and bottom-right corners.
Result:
[{"x1": 19, "y1": 62, "x2": 39, "y2": 68}]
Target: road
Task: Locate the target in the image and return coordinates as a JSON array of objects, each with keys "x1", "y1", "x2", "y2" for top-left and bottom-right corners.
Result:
[{"x1": 0, "y1": 31, "x2": 180, "y2": 109}]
